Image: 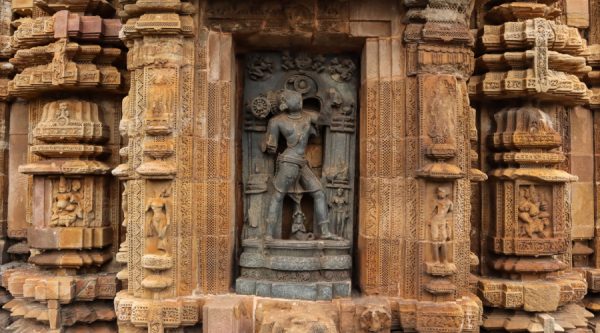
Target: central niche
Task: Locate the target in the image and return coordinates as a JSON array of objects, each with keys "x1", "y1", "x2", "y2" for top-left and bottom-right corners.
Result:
[{"x1": 237, "y1": 51, "x2": 358, "y2": 300}]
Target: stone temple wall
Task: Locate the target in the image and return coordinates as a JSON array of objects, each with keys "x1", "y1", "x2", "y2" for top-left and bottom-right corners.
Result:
[{"x1": 0, "y1": 0, "x2": 597, "y2": 332}]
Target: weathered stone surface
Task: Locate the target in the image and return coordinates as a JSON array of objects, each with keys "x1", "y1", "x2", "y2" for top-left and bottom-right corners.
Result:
[
  {"x1": 522, "y1": 283, "x2": 561, "y2": 312},
  {"x1": 0, "y1": 0, "x2": 598, "y2": 332},
  {"x1": 255, "y1": 300, "x2": 339, "y2": 333},
  {"x1": 203, "y1": 297, "x2": 251, "y2": 333}
]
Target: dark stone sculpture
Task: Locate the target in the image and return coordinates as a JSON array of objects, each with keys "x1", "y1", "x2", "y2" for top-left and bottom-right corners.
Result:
[
  {"x1": 262, "y1": 90, "x2": 340, "y2": 241},
  {"x1": 237, "y1": 52, "x2": 358, "y2": 300}
]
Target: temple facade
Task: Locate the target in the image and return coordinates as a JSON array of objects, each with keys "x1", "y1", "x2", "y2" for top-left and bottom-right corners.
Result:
[{"x1": 0, "y1": 0, "x2": 598, "y2": 332}]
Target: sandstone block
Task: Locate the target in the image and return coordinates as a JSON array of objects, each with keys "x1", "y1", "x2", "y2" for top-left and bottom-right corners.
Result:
[
  {"x1": 203, "y1": 297, "x2": 251, "y2": 333},
  {"x1": 523, "y1": 283, "x2": 560, "y2": 312}
]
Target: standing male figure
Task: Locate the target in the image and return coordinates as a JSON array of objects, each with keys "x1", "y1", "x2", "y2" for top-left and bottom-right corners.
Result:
[
  {"x1": 430, "y1": 186, "x2": 453, "y2": 264},
  {"x1": 262, "y1": 90, "x2": 339, "y2": 240}
]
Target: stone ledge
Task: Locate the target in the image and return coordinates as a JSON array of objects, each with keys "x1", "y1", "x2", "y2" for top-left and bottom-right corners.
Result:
[
  {"x1": 235, "y1": 278, "x2": 351, "y2": 301},
  {"x1": 114, "y1": 292, "x2": 483, "y2": 333},
  {"x1": 28, "y1": 227, "x2": 113, "y2": 250},
  {"x1": 478, "y1": 272, "x2": 587, "y2": 311}
]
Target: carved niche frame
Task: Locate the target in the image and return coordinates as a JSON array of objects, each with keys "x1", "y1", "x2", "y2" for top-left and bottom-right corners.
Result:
[
  {"x1": 240, "y1": 52, "x2": 359, "y2": 242},
  {"x1": 203, "y1": 0, "x2": 418, "y2": 296},
  {"x1": 226, "y1": 34, "x2": 365, "y2": 290}
]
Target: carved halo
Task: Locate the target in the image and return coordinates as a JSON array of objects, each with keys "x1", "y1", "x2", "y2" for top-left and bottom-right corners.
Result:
[{"x1": 286, "y1": 74, "x2": 317, "y2": 95}]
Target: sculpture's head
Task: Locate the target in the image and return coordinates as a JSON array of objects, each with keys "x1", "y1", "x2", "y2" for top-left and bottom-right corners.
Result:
[
  {"x1": 71, "y1": 179, "x2": 81, "y2": 192},
  {"x1": 436, "y1": 187, "x2": 449, "y2": 199},
  {"x1": 58, "y1": 176, "x2": 68, "y2": 193},
  {"x1": 280, "y1": 89, "x2": 303, "y2": 113},
  {"x1": 57, "y1": 102, "x2": 70, "y2": 118}
]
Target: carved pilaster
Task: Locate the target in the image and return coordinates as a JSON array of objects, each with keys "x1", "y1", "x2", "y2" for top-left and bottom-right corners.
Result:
[
  {"x1": 403, "y1": 0, "x2": 475, "y2": 298},
  {"x1": 1, "y1": 1, "x2": 123, "y2": 332},
  {"x1": 114, "y1": 0, "x2": 201, "y2": 331},
  {"x1": 471, "y1": 1, "x2": 589, "y2": 327},
  {"x1": 582, "y1": 41, "x2": 600, "y2": 316}
]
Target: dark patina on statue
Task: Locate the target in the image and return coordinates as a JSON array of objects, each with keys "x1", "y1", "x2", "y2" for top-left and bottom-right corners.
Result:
[{"x1": 237, "y1": 52, "x2": 357, "y2": 300}]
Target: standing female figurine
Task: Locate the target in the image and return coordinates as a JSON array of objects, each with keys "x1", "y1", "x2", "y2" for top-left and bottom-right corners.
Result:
[{"x1": 329, "y1": 188, "x2": 348, "y2": 238}]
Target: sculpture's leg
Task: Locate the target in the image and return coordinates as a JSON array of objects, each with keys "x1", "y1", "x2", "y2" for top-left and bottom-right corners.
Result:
[
  {"x1": 431, "y1": 223, "x2": 440, "y2": 263},
  {"x1": 266, "y1": 161, "x2": 300, "y2": 239},
  {"x1": 440, "y1": 243, "x2": 448, "y2": 264},
  {"x1": 312, "y1": 190, "x2": 340, "y2": 240},
  {"x1": 265, "y1": 190, "x2": 285, "y2": 240},
  {"x1": 525, "y1": 223, "x2": 533, "y2": 238},
  {"x1": 312, "y1": 191, "x2": 328, "y2": 224}
]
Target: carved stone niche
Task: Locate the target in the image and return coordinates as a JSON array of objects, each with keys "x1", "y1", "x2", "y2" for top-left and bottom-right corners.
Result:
[
  {"x1": 487, "y1": 105, "x2": 576, "y2": 279},
  {"x1": 141, "y1": 181, "x2": 174, "y2": 299},
  {"x1": 27, "y1": 175, "x2": 112, "y2": 251},
  {"x1": 417, "y1": 74, "x2": 464, "y2": 179},
  {"x1": 237, "y1": 52, "x2": 358, "y2": 300},
  {"x1": 422, "y1": 183, "x2": 458, "y2": 300},
  {"x1": 19, "y1": 99, "x2": 113, "y2": 270}
]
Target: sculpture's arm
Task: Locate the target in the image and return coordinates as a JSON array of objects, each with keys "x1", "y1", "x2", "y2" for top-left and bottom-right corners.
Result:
[
  {"x1": 308, "y1": 110, "x2": 322, "y2": 125},
  {"x1": 428, "y1": 206, "x2": 438, "y2": 224},
  {"x1": 262, "y1": 119, "x2": 279, "y2": 154},
  {"x1": 164, "y1": 203, "x2": 170, "y2": 226}
]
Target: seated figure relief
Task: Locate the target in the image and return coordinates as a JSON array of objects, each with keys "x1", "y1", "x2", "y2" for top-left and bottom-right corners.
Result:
[
  {"x1": 50, "y1": 176, "x2": 83, "y2": 227},
  {"x1": 518, "y1": 185, "x2": 551, "y2": 239}
]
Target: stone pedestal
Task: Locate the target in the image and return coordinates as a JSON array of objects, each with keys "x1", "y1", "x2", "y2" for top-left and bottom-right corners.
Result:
[{"x1": 237, "y1": 239, "x2": 351, "y2": 300}]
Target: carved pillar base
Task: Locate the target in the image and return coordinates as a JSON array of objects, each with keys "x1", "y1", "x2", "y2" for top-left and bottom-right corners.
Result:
[
  {"x1": 236, "y1": 239, "x2": 352, "y2": 301},
  {"x1": 114, "y1": 293, "x2": 482, "y2": 333},
  {"x1": 482, "y1": 304, "x2": 593, "y2": 332},
  {"x1": 114, "y1": 291, "x2": 200, "y2": 331}
]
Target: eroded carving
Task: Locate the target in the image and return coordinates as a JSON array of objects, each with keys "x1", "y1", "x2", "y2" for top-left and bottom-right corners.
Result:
[
  {"x1": 50, "y1": 176, "x2": 83, "y2": 227},
  {"x1": 430, "y1": 186, "x2": 453, "y2": 265},
  {"x1": 518, "y1": 185, "x2": 551, "y2": 238},
  {"x1": 146, "y1": 188, "x2": 171, "y2": 253},
  {"x1": 247, "y1": 55, "x2": 273, "y2": 81}
]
